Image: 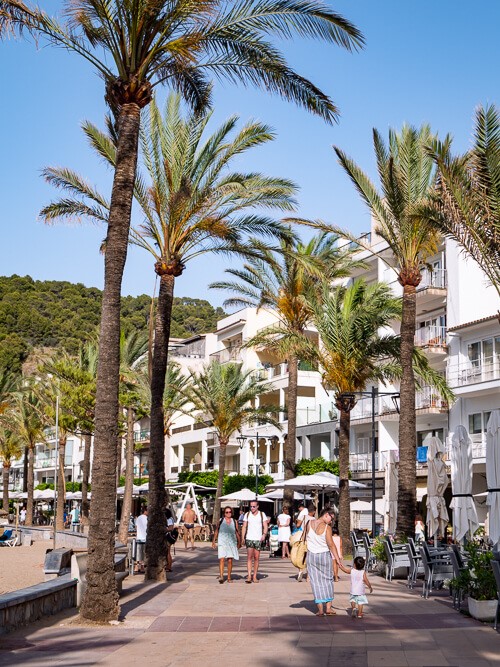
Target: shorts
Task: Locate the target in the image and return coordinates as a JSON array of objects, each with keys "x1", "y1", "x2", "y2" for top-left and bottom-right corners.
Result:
[
  {"x1": 184, "y1": 524, "x2": 194, "y2": 530},
  {"x1": 349, "y1": 594, "x2": 368, "y2": 605},
  {"x1": 245, "y1": 539, "x2": 263, "y2": 550}
]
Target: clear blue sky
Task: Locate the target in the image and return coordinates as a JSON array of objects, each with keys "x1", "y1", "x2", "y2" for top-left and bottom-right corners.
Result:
[{"x1": 1, "y1": 1, "x2": 499, "y2": 307}]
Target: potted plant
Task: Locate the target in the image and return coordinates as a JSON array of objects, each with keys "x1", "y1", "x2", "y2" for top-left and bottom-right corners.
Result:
[{"x1": 451, "y1": 543, "x2": 497, "y2": 621}]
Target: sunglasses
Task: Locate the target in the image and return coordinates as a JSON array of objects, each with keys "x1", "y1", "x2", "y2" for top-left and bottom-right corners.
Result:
[
  {"x1": 250, "y1": 505, "x2": 258, "y2": 509},
  {"x1": 224, "y1": 511, "x2": 232, "y2": 514}
]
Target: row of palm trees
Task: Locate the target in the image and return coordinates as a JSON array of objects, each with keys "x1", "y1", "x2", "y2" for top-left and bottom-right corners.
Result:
[{"x1": 1, "y1": 2, "x2": 498, "y2": 625}]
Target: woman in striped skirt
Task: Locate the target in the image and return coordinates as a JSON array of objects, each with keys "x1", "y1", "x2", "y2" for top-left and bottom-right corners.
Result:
[{"x1": 305, "y1": 507, "x2": 347, "y2": 616}]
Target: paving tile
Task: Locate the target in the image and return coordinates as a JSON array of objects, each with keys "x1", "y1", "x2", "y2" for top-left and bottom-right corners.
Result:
[
  {"x1": 367, "y1": 650, "x2": 409, "y2": 666},
  {"x1": 147, "y1": 616, "x2": 184, "y2": 632},
  {"x1": 404, "y1": 650, "x2": 450, "y2": 666}
]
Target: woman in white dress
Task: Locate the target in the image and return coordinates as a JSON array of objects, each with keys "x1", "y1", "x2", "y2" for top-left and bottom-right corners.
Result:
[{"x1": 277, "y1": 505, "x2": 291, "y2": 558}]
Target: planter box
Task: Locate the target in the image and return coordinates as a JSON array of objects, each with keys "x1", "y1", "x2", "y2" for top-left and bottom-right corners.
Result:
[{"x1": 467, "y1": 597, "x2": 497, "y2": 621}]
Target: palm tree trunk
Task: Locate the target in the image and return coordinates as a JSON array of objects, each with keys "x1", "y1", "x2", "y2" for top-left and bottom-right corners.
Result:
[
  {"x1": 26, "y1": 446, "x2": 34, "y2": 526},
  {"x1": 81, "y1": 433, "x2": 92, "y2": 526},
  {"x1": 397, "y1": 285, "x2": 417, "y2": 537},
  {"x1": 145, "y1": 272, "x2": 176, "y2": 581},
  {"x1": 2, "y1": 464, "x2": 9, "y2": 511},
  {"x1": 118, "y1": 408, "x2": 135, "y2": 544},
  {"x1": 337, "y1": 406, "x2": 352, "y2": 555},
  {"x1": 56, "y1": 437, "x2": 66, "y2": 531},
  {"x1": 213, "y1": 438, "x2": 228, "y2": 522},
  {"x1": 81, "y1": 101, "x2": 141, "y2": 623},
  {"x1": 23, "y1": 446, "x2": 28, "y2": 492},
  {"x1": 283, "y1": 355, "x2": 298, "y2": 507}
]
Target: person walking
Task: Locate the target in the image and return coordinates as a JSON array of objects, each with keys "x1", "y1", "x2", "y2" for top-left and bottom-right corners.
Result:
[
  {"x1": 181, "y1": 502, "x2": 197, "y2": 550},
  {"x1": 332, "y1": 524, "x2": 343, "y2": 582},
  {"x1": 277, "y1": 505, "x2": 291, "y2": 558},
  {"x1": 296, "y1": 504, "x2": 315, "y2": 582},
  {"x1": 295, "y1": 502, "x2": 308, "y2": 528},
  {"x1": 212, "y1": 506, "x2": 241, "y2": 583},
  {"x1": 241, "y1": 500, "x2": 268, "y2": 583},
  {"x1": 348, "y1": 556, "x2": 373, "y2": 619},
  {"x1": 305, "y1": 506, "x2": 347, "y2": 616},
  {"x1": 134, "y1": 506, "x2": 148, "y2": 574}
]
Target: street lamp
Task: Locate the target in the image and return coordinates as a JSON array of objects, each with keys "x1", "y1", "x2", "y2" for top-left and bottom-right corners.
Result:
[
  {"x1": 236, "y1": 432, "x2": 278, "y2": 497},
  {"x1": 343, "y1": 388, "x2": 400, "y2": 537}
]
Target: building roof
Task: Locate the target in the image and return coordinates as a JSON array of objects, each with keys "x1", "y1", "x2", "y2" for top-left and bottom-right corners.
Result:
[
  {"x1": 215, "y1": 318, "x2": 246, "y2": 335},
  {"x1": 448, "y1": 313, "x2": 500, "y2": 332}
]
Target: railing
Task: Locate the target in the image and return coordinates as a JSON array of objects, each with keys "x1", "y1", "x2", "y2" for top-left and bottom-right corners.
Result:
[
  {"x1": 415, "y1": 386, "x2": 448, "y2": 410},
  {"x1": 133, "y1": 429, "x2": 150, "y2": 442},
  {"x1": 209, "y1": 346, "x2": 242, "y2": 364},
  {"x1": 349, "y1": 231, "x2": 372, "y2": 249},
  {"x1": 350, "y1": 452, "x2": 380, "y2": 472},
  {"x1": 445, "y1": 440, "x2": 486, "y2": 460},
  {"x1": 35, "y1": 458, "x2": 56, "y2": 469},
  {"x1": 415, "y1": 326, "x2": 447, "y2": 348},
  {"x1": 171, "y1": 424, "x2": 191, "y2": 435},
  {"x1": 418, "y1": 268, "x2": 447, "y2": 290},
  {"x1": 447, "y1": 357, "x2": 500, "y2": 387},
  {"x1": 351, "y1": 396, "x2": 376, "y2": 420}
]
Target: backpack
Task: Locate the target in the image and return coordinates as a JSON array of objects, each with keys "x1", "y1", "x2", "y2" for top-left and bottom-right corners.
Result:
[{"x1": 165, "y1": 527, "x2": 179, "y2": 545}]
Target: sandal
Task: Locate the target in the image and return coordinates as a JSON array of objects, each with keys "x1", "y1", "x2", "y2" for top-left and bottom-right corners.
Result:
[
  {"x1": 245, "y1": 577, "x2": 252, "y2": 584},
  {"x1": 218, "y1": 576, "x2": 224, "y2": 584},
  {"x1": 325, "y1": 610, "x2": 336, "y2": 616},
  {"x1": 315, "y1": 612, "x2": 325, "y2": 617}
]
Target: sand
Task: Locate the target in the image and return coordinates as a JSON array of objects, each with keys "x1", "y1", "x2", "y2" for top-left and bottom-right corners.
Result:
[{"x1": 0, "y1": 540, "x2": 49, "y2": 595}]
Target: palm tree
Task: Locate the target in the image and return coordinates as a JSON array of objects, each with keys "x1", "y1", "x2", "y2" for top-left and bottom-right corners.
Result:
[
  {"x1": 0, "y1": 425, "x2": 21, "y2": 512},
  {"x1": 1, "y1": 0, "x2": 362, "y2": 620},
  {"x1": 10, "y1": 385, "x2": 46, "y2": 526},
  {"x1": 211, "y1": 233, "x2": 362, "y2": 505},
  {"x1": 428, "y1": 105, "x2": 500, "y2": 297},
  {"x1": 303, "y1": 280, "x2": 402, "y2": 550},
  {"x1": 186, "y1": 361, "x2": 280, "y2": 521},
  {"x1": 162, "y1": 362, "x2": 193, "y2": 480},
  {"x1": 333, "y1": 124, "x2": 445, "y2": 537},
  {"x1": 0, "y1": 368, "x2": 16, "y2": 415},
  {"x1": 42, "y1": 94, "x2": 299, "y2": 580}
]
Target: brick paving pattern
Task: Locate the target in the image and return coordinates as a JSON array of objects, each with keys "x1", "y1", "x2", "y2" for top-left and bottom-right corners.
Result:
[{"x1": 1, "y1": 543, "x2": 500, "y2": 666}]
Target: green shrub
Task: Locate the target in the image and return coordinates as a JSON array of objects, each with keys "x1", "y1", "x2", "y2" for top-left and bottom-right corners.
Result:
[
  {"x1": 295, "y1": 456, "x2": 339, "y2": 476},
  {"x1": 451, "y1": 542, "x2": 497, "y2": 601}
]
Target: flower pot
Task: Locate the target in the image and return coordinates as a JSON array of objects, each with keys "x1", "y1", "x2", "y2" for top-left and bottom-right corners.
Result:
[{"x1": 467, "y1": 597, "x2": 497, "y2": 621}]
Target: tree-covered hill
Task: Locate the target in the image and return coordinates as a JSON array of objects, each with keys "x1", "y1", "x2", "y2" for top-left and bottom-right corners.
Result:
[{"x1": 0, "y1": 275, "x2": 225, "y2": 373}]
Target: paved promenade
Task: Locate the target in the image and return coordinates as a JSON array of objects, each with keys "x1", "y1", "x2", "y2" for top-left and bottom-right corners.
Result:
[{"x1": 2, "y1": 543, "x2": 500, "y2": 667}]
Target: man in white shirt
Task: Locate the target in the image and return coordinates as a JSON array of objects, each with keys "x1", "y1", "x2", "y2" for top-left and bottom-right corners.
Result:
[
  {"x1": 241, "y1": 500, "x2": 268, "y2": 583},
  {"x1": 135, "y1": 507, "x2": 148, "y2": 574},
  {"x1": 296, "y1": 502, "x2": 308, "y2": 528}
]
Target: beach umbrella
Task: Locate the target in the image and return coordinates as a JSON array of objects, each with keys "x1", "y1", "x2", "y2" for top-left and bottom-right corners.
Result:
[
  {"x1": 219, "y1": 488, "x2": 267, "y2": 501},
  {"x1": 425, "y1": 436, "x2": 449, "y2": 541},
  {"x1": 383, "y1": 450, "x2": 398, "y2": 534},
  {"x1": 450, "y1": 425, "x2": 479, "y2": 542},
  {"x1": 486, "y1": 410, "x2": 500, "y2": 544},
  {"x1": 260, "y1": 489, "x2": 311, "y2": 501}
]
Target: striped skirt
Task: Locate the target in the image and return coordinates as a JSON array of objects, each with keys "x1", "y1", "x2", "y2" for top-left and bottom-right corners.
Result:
[{"x1": 307, "y1": 551, "x2": 334, "y2": 604}]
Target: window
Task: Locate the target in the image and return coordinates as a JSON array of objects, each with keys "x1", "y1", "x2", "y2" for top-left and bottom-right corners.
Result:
[
  {"x1": 467, "y1": 336, "x2": 500, "y2": 377},
  {"x1": 469, "y1": 411, "x2": 492, "y2": 435}
]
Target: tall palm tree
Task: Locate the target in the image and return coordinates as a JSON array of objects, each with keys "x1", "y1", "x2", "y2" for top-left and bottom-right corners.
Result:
[
  {"x1": 0, "y1": 368, "x2": 16, "y2": 416},
  {"x1": 1, "y1": 0, "x2": 362, "y2": 621},
  {"x1": 428, "y1": 104, "x2": 500, "y2": 297},
  {"x1": 211, "y1": 233, "x2": 362, "y2": 505},
  {"x1": 333, "y1": 125, "x2": 445, "y2": 537},
  {"x1": 42, "y1": 94, "x2": 299, "y2": 580},
  {"x1": 10, "y1": 385, "x2": 46, "y2": 526},
  {"x1": 0, "y1": 424, "x2": 21, "y2": 512},
  {"x1": 186, "y1": 361, "x2": 279, "y2": 521}
]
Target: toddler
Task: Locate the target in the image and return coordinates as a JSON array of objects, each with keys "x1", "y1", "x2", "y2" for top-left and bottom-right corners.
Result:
[{"x1": 349, "y1": 556, "x2": 373, "y2": 618}]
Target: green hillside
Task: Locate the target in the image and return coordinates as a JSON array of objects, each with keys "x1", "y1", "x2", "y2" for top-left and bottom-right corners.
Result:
[{"x1": 0, "y1": 275, "x2": 225, "y2": 374}]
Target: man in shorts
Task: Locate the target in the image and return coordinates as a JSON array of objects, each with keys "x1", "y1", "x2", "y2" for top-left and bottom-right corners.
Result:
[
  {"x1": 241, "y1": 500, "x2": 268, "y2": 583},
  {"x1": 181, "y1": 502, "x2": 197, "y2": 550}
]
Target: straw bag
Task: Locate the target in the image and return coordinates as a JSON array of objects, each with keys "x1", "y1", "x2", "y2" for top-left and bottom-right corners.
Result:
[{"x1": 290, "y1": 528, "x2": 308, "y2": 569}]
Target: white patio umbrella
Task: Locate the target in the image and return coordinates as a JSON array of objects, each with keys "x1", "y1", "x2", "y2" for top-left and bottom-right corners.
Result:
[
  {"x1": 260, "y1": 489, "x2": 311, "y2": 501},
  {"x1": 383, "y1": 450, "x2": 398, "y2": 534},
  {"x1": 219, "y1": 488, "x2": 268, "y2": 501},
  {"x1": 116, "y1": 484, "x2": 142, "y2": 496},
  {"x1": 450, "y1": 425, "x2": 479, "y2": 541},
  {"x1": 350, "y1": 499, "x2": 385, "y2": 514},
  {"x1": 486, "y1": 410, "x2": 500, "y2": 544},
  {"x1": 426, "y1": 436, "x2": 449, "y2": 541}
]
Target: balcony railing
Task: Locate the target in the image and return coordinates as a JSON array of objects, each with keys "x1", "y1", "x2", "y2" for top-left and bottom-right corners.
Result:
[
  {"x1": 35, "y1": 458, "x2": 56, "y2": 468},
  {"x1": 209, "y1": 346, "x2": 242, "y2": 364},
  {"x1": 418, "y1": 268, "x2": 447, "y2": 290},
  {"x1": 415, "y1": 386, "x2": 448, "y2": 410},
  {"x1": 447, "y1": 357, "x2": 500, "y2": 387},
  {"x1": 133, "y1": 429, "x2": 150, "y2": 442},
  {"x1": 445, "y1": 440, "x2": 486, "y2": 460},
  {"x1": 350, "y1": 452, "x2": 380, "y2": 472},
  {"x1": 415, "y1": 326, "x2": 447, "y2": 348}
]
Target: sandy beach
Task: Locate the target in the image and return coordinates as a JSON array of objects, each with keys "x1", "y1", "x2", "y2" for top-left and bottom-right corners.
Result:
[{"x1": 0, "y1": 541, "x2": 49, "y2": 595}]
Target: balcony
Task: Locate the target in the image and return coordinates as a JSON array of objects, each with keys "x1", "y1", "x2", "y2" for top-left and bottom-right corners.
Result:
[
  {"x1": 34, "y1": 457, "x2": 56, "y2": 469},
  {"x1": 350, "y1": 452, "x2": 380, "y2": 472},
  {"x1": 445, "y1": 439, "x2": 486, "y2": 461},
  {"x1": 209, "y1": 346, "x2": 242, "y2": 364},
  {"x1": 415, "y1": 386, "x2": 448, "y2": 411},
  {"x1": 448, "y1": 357, "x2": 500, "y2": 388},
  {"x1": 418, "y1": 268, "x2": 447, "y2": 290},
  {"x1": 415, "y1": 326, "x2": 447, "y2": 351},
  {"x1": 416, "y1": 268, "x2": 447, "y2": 310},
  {"x1": 133, "y1": 429, "x2": 150, "y2": 443}
]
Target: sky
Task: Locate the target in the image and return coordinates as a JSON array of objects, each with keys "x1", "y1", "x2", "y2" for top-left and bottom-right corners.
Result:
[{"x1": 1, "y1": 1, "x2": 500, "y2": 307}]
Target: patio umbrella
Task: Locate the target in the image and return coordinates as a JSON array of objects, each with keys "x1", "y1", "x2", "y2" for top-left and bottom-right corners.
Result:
[
  {"x1": 259, "y1": 489, "x2": 311, "y2": 501},
  {"x1": 426, "y1": 436, "x2": 449, "y2": 541},
  {"x1": 350, "y1": 499, "x2": 385, "y2": 514},
  {"x1": 383, "y1": 450, "x2": 398, "y2": 534},
  {"x1": 219, "y1": 488, "x2": 268, "y2": 501},
  {"x1": 486, "y1": 410, "x2": 500, "y2": 544},
  {"x1": 450, "y1": 425, "x2": 479, "y2": 542}
]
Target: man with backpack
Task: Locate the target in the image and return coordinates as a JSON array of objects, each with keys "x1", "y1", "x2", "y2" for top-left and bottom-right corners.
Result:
[{"x1": 241, "y1": 500, "x2": 269, "y2": 583}]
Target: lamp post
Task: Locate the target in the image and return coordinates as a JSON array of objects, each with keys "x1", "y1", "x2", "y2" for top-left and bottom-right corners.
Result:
[
  {"x1": 343, "y1": 388, "x2": 400, "y2": 537},
  {"x1": 52, "y1": 394, "x2": 59, "y2": 550},
  {"x1": 236, "y1": 433, "x2": 278, "y2": 498}
]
